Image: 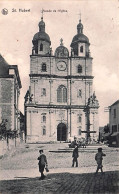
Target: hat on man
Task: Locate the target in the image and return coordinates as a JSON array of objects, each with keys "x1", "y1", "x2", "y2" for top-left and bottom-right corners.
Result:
[{"x1": 39, "y1": 149, "x2": 43, "y2": 153}]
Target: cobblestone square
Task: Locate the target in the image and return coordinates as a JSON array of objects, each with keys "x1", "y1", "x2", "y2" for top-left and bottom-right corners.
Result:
[{"x1": 0, "y1": 143, "x2": 119, "y2": 193}]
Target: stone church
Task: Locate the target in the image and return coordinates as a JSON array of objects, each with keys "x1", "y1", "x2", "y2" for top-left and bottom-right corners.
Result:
[{"x1": 25, "y1": 16, "x2": 99, "y2": 142}]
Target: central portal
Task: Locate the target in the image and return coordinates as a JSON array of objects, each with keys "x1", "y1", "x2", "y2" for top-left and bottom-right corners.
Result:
[{"x1": 57, "y1": 123, "x2": 67, "y2": 141}]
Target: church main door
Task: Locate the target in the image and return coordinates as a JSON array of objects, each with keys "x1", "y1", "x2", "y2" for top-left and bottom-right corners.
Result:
[{"x1": 57, "y1": 123, "x2": 67, "y2": 141}]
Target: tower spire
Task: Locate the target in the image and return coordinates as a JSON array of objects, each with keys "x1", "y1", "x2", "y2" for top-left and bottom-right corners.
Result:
[
  {"x1": 60, "y1": 38, "x2": 63, "y2": 46},
  {"x1": 41, "y1": 8, "x2": 44, "y2": 20},
  {"x1": 39, "y1": 9, "x2": 45, "y2": 32},
  {"x1": 77, "y1": 12, "x2": 83, "y2": 34},
  {"x1": 79, "y1": 12, "x2": 81, "y2": 22}
]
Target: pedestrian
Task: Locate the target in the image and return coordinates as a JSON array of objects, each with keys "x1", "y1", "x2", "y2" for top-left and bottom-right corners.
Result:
[
  {"x1": 72, "y1": 144, "x2": 79, "y2": 167},
  {"x1": 82, "y1": 140, "x2": 86, "y2": 148},
  {"x1": 37, "y1": 149, "x2": 48, "y2": 179},
  {"x1": 95, "y1": 147, "x2": 106, "y2": 174}
]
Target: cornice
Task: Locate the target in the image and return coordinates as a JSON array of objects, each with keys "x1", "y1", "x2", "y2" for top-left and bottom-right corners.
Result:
[
  {"x1": 30, "y1": 55, "x2": 93, "y2": 60},
  {"x1": 29, "y1": 74, "x2": 94, "y2": 79},
  {"x1": 25, "y1": 103, "x2": 86, "y2": 109}
]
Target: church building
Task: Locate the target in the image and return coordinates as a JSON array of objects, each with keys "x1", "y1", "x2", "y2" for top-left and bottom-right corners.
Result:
[{"x1": 25, "y1": 16, "x2": 99, "y2": 142}]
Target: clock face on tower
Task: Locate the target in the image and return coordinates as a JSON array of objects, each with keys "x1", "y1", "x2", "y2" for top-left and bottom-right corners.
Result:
[{"x1": 57, "y1": 61, "x2": 67, "y2": 71}]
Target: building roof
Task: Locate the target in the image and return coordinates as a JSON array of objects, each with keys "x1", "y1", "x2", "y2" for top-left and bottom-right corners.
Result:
[
  {"x1": 110, "y1": 100, "x2": 119, "y2": 107},
  {"x1": 32, "y1": 17, "x2": 51, "y2": 45},
  {"x1": 70, "y1": 19, "x2": 90, "y2": 48},
  {"x1": 9, "y1": 65, "x2": 22, "y2": 88},
  {"x1": 0, "y1": 54, "x2": 9, "y2": 75},
  {"x1": 33, "y1": 31, "x2": 51, "y2": 44},
  {"x1": 0, "y1": 54, "x2": 22, "y2": 88},
  {"x1": 71, "y1": 33, "x2": 89, "y2": 45}
]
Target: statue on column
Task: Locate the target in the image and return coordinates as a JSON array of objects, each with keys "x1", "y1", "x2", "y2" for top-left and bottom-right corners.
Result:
[{"x1": 24, "y1": 90, "x2": 33, "y2": 103}]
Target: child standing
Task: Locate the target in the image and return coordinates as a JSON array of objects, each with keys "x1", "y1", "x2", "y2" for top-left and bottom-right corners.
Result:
[
  {"x1": 37, "y1": 149, "x2": 48, "y2": 179},
  {"x1": 95, "y1": 147, "x2": 106, "y2": 174}
]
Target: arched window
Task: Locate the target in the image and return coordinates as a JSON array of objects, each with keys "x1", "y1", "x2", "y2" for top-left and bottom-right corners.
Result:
[
  {"x1": 80, "y1": 46, "x2": 83, "y2": 53},
  {"x1": 42, "y1": 63, "x2": 47, "y2": 72},
  {"x1": 79, "y1": 128, "x2": 82, "y2": 135},
  {"x1": 78, "y1": 65, "x2": 82, "y2": 73},
  {"x1": 57, "y1": 85, "x2": 67, "y2": 103},
  {"x1": 43, "y1": 115, "x2": 46, "y2": 122},
  {"x1": 43, "y1": 127, "x2": 46, "y2": 135},
  {"x1": 78, "y1": 115, "x2": 82, "y2": 123},
  {"x1": 78, "y1": 89, "x2": 82, "y2": 97},
  {"x1": 40, "y1": 43, "x2": 43, "y2": 51},
  {"x1": 41, "y1": 88, "x2": 46, "y2": 96},
  {"x1": 79, "y1": 116, "x2": 82, "y2": 123}
]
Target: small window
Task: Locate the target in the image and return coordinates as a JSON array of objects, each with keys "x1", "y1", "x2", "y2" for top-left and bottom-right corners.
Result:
[
  {"x1": 40, "y1": 43, "x2": 43, "y2": 51},
  {"x1": 78, "y1": 115, "x2": 82, "y2": 123},
  {"x1": 114, "y1": 109, "x2": 116, "y2": 118},
  {"x1": 79, "y1": 128, "x2": 82, "y2": 135},
  {"x1": 42, "y1": 63, "x2": 47, "y2": 72},
  {"x1": 43, "y1": 127, "x2": 46, "y2": 135},
  {"x1": 78, "y1": 89, "x2": 82, "y2": 97},
  {"x1": 43, "y1": 115, "x2": 46, "y2": 123},
  {"x1": 41, "y1": 88, "x2": 46, "y2": 96},
  {"x1": 78, "y1": 65, "x2": 82, "y2": 73},
  {"x1": 80, "y1": 46, "x2": 83, "y2": 53}
]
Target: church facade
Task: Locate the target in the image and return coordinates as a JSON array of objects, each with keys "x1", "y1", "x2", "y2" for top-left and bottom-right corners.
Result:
[{"x1": 25, "y1": 16, "x2": 99, "y2": 142}]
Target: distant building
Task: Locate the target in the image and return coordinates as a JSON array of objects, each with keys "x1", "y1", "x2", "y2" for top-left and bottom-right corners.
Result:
[
  {"x1": 108, "y1": 100, "x2": 119, "y2": 147},
  {"x1": 99, "y1": 125, "x2": 110, "y2": 142},
  {"x1": 109, "y1": 100, "x2": 119, "y2": 133},
  {"x1": 0, "y1": 54, "x2": 22, "y2": 136},
  {"x1": 99, "y1": 100, "x2": 119, "y2": 146},
  {"x1": 25, "y1": 16, "x2": 99, "y2": 142}
]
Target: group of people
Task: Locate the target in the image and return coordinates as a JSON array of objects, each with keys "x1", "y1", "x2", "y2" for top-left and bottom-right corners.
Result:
[
  {"x1": 37, "y1": 145, "x2": 106, "y2": 180},
  {"x1": 72, "y1": 144, "x2": 106, "y2": 174}
]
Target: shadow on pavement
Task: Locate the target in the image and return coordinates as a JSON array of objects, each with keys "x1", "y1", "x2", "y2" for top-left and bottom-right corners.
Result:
[{"x1": 0, "y1": 170, "x2": 119, "y2": 194}]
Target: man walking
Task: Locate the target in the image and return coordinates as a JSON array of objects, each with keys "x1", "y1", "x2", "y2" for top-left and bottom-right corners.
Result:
[{"x1": 72, "y1": 144, "x2": 79, "y2": 167}]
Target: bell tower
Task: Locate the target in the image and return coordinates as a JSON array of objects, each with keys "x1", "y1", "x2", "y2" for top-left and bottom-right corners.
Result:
[
  {"x1": 71, "y1": 19, "x2": 90, "y2": 57},
  {"x1": 32, "y1": 16, "x2": 51, "y2": 56}
]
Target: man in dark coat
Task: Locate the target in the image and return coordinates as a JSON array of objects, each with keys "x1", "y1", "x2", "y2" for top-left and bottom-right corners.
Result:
[
  {"x1": 72, "y1": 144, "x2": 79, "y2": 167},
  {"x1": 37, "y1": 149, "x2": 48, "y2": 179}
]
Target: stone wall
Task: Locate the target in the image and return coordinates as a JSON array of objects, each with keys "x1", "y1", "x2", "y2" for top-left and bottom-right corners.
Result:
[{"x1": 0, "y1": 78, "x2": 14, "y2": 130}]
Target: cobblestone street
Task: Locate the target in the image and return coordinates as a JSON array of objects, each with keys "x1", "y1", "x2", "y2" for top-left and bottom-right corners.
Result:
[
  {"x1": 0, "y1": 171, "x2": 119, "y2": 194},
  {"x1": 0, "y1": 143, "x2": 119, "y2": 193}
]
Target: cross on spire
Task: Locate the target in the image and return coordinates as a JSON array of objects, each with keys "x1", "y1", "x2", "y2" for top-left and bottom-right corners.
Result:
[
  {"x1": 77, "y1": 11, "x2": 81, "y2": 22},
  {"x1": 41, "y1": 8, "x2": 44, "y2": 20},
  {"x1": 79, "y1": 12, "x2": 81, "y2": 21},
  {"x1": 60, "y1": 38, "x2": 63, "y2": 46}
]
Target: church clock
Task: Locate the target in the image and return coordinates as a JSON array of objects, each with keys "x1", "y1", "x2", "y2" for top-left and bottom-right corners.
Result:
[{"x1": 57, "y1": 61, "x2": 67, "y2": 71}]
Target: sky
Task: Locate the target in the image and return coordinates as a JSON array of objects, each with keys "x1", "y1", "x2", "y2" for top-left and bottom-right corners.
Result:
[{"x1": 0, "y1": 0, "x2": 119, "y2": 127}]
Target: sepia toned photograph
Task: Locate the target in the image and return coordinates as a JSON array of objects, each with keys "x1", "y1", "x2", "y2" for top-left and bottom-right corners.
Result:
[{"x1": 0, "y1": 0, "x2": 119, "y2": 193}]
